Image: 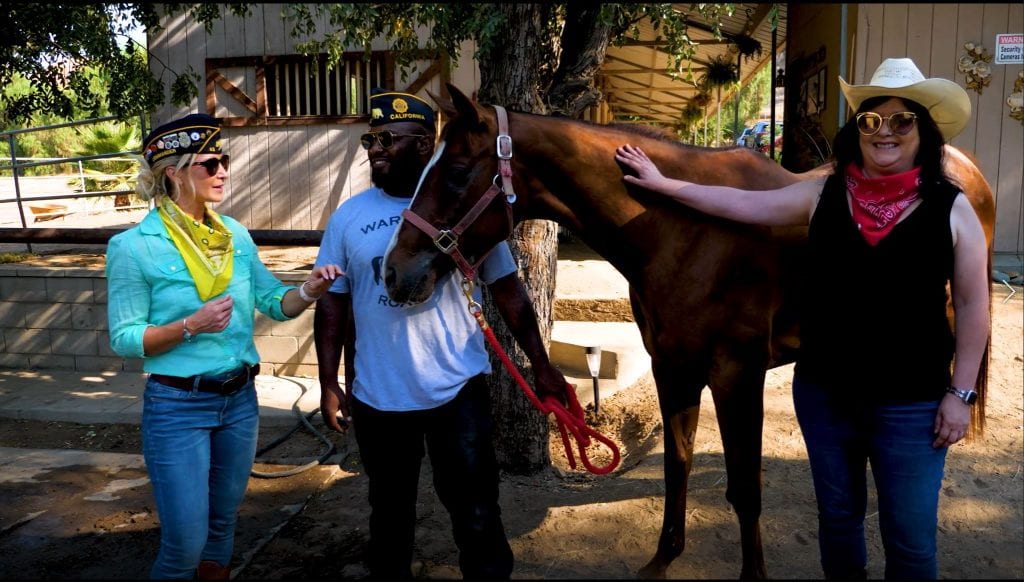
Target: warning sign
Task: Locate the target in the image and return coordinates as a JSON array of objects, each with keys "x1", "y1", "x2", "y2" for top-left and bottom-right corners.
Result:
[{"x1": 995, "y1": 33, "x2": 1023, "y2": 64}]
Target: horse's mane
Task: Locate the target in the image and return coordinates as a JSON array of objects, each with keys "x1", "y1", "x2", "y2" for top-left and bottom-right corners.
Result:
[
  {"x1": 606, "y1": 122, "x2": 677, "y2": 141},
  {"x1": 604, "y1": 122, "x2": 753, "y2": 154},
  {"x1": 494, "y1": 103, "x2": 775, "y2": 164}
]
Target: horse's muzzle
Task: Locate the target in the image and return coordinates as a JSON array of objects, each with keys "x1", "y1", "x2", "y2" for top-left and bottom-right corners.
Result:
[{"x1": 384, "y1": 254, "x2": 438, "y2": 306}]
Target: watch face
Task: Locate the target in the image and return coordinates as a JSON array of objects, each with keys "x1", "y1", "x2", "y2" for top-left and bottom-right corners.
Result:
[{"x1": 949, "y1": 386, "x2": 978, "y2": 405}]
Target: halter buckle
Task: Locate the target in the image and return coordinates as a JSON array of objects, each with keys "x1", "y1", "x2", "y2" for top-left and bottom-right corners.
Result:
[
  {"x1": 496, "y1": 134, "x2": 513, "y2": 160},
  {"x1": 433, "y1": 229, "x2": 458, "y2": 254}
]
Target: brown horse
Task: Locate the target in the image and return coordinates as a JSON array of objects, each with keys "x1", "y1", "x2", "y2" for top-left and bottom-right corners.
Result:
[{"x1": 383, "y1": 83, "x2": 994, "y2": 579}]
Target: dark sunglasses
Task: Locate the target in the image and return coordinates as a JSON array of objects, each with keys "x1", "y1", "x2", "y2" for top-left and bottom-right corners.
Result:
[
  {"x1": 359, "y1": 130, "x2": 426, "y2": 150},
  {"x1": 855, "y1": 111, "x2": 918, "y2": 136},
  {"x1": 191, "y1": 155, "x2": 230, "y2": 176}
]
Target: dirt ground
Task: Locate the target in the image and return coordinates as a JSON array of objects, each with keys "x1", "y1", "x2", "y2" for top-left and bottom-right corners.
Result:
[{"x1": 0, "y1": 243, "x2": 1021, "y2": 580}]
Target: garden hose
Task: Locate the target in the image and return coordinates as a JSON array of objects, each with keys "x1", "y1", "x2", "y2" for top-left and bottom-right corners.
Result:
[{"x1": 250, "y1": 377, "x2": 347, "y2": 479}]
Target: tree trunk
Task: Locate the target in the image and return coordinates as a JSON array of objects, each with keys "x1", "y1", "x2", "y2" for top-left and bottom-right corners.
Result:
[
  {"x1": 475, "y1": 3, "x2": 613, "y2": 474},
  {"x1": 546, "y1": 3, "x2": 613, "y2": 118},
  {"x1": 476, "y1": 4, "x2": 557, "y2": 474},
  {"x1": 481, "y1": 220, "x2": 559, "y2": 473}
]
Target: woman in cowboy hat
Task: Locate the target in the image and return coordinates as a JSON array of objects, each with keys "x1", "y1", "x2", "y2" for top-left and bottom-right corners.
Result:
[{"x1": 614, "y1": 58, "x2": 989, "y2": 579}]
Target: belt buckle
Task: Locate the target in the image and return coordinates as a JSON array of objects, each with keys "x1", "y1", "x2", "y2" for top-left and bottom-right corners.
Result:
[
  {"x1": 217, "y1": 376, "x2": 236, "y2": 394},
  {"x1": 220, "y1": 364, "x2": 256, "y2": 394},
  {"x1": 220, "y1": 367, "x2": 246, "y2": 394}
]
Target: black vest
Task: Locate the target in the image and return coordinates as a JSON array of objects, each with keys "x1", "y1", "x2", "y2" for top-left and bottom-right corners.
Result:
[{"x1": 795, "y1": 172, "x2": 958, "y2": 403}]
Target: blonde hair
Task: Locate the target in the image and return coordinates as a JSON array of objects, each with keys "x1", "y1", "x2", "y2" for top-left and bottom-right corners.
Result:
[{"x1": 134, "y1": 153, "x2": 197, "y2": 204}]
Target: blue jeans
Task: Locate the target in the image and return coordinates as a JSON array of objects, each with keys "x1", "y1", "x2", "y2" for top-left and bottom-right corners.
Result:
[
  {"x1": 352, "y1": 375, "x2": 513, "y2": 580},
  {"x1": 793, "y1": 376, "x2": 948, "y2": 579},
  {"x1": 141, "y1": 376, "x2": 259, "y2": 579}
]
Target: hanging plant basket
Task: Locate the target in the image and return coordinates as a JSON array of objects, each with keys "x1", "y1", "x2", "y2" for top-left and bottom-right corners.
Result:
[
  {"x1": 691, "y1": 91, "x2": 712, "y2": 109},
  {"x1": 681, "y1": 102, "x2": 703, "y2": 124},
  {"x1": 733, "y1": 34, "x2": 763, "y2": 61},
  {"x1": 701, "y1": 55, "x2": 739, "y2": 89}
]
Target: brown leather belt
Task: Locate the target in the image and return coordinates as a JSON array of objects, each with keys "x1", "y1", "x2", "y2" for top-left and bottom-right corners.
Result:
[{"x1": 150, "y1": 363, "x2": 260, "y2": 395}]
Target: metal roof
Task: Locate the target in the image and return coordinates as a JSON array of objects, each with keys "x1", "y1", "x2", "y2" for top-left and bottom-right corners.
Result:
[{"x1": 598, "y1": 3, "x2": 787, "y2": 126}]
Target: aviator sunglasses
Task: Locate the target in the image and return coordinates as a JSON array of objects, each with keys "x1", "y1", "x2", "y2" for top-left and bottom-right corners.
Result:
[
  {"x1": 359, "y1": 130, "x2": 427, "y2": 150},
  {"x1": 854, "y1": 111, "x2": 918, "y2": 136},
  {"x1": 191, "y1": 155, "x2": 230, "y2": 176}
]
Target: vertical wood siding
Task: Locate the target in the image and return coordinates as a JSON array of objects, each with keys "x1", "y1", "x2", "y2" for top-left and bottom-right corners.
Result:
[
  {"x1": 149, "y1": 4, "x2": 464, "y2": 233},
  {"x1": 857, "y1": 3, "x2": 1024, "y2": 263}
]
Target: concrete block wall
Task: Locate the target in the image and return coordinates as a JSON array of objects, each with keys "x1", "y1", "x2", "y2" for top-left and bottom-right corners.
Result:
[{"x1": 0, "y1": 264, "x2": 325, "y2": 377}]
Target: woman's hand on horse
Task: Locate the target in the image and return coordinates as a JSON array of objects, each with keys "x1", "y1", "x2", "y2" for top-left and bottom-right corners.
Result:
[{"x1": 615, "y1": 144, "x2": 693, "y2": 197}]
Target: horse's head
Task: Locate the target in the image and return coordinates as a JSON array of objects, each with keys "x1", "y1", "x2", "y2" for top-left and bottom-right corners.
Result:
[{"x1": 384, "y1": 83, "x2": 517, "y2": 305}]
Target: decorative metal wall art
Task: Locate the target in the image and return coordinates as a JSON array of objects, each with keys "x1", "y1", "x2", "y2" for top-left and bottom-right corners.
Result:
[
  {"x1": 958, "y1": 42, "x2": 993, "y2": 94},
  {"x1": 1008, "y1": 70, "x2": 1024, "y2": 125}
]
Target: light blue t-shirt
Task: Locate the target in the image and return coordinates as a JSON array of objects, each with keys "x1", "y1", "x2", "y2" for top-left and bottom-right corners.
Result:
[{"x1": 314, "y1": 187, "x2": 517, "y2": 411}]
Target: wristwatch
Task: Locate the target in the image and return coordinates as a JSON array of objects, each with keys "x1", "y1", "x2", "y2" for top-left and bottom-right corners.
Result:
[{"x1": 946, "y1": 386, "x2": 978, "y2": 405}]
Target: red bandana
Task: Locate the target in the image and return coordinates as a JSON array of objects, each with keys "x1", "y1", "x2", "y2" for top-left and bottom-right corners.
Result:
[{"x1": 845, "y1": 163, "x2": 922, "y2": 246}]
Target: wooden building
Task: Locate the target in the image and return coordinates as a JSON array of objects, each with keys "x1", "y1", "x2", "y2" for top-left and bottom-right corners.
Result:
[{"x1": 147, "y1": 4, "x2": 477, "y2": 234}]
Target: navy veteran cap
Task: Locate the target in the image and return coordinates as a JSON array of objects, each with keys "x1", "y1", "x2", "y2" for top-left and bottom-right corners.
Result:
[
  {"x1": 369, "y1": 90, "x2": 436, "y2": 131},
  {"x1": 143, "y1": 113, "x2": 223, "y2": 166}
]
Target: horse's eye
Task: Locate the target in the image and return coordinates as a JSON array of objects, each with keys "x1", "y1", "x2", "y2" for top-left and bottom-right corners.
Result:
[{"x1": 446, "y1": 165, "x2": 471, "y2": 188}]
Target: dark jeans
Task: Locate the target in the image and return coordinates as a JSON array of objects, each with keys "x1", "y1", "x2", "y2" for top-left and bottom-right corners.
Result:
[
  {"x1": 793, "y1": 375, "x2": 948, "y2": 580},
  {"x1": 352, "y1": 375, "x2": 513, "y2": 580}
]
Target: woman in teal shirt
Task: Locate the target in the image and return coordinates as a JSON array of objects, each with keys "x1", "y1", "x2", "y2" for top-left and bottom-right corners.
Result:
[{"x1": 106, "y1": 113, "x2": 341, "y2": 580}]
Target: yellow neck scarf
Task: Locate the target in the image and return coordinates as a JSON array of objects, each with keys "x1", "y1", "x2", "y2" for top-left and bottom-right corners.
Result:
[{"x1": 158, "y1": 196, "x2": 234, "y2": 300}]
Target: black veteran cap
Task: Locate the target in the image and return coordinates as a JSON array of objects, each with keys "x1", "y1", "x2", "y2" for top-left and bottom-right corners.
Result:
[
  {"x1": 369, "y1": 90, "x2": 436, "y2": 132},
  {"x1": 142, "y1": 113, "x2": 223, "y2": 166}
]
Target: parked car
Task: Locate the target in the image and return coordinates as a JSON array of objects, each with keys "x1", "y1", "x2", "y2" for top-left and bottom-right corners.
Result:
[
  {"x1": 735, "y1": 127, "x2": 754, "y2": 146},
  {"x1": 747, "y1": 120, "x2": 783, "y2": 151}
]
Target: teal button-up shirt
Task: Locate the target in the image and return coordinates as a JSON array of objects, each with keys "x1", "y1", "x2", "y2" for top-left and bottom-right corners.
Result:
[{"x1": 106, "y1": 208, "x2": 296, "y2": 376}]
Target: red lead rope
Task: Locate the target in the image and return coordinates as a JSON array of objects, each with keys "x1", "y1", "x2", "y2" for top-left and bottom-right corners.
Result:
[
  {"x1": 403, "y1": 103, "x2": 618, "y2": 473},
  {"x1": 462, "y1": 278, "x2": 621, "y2": 475}
]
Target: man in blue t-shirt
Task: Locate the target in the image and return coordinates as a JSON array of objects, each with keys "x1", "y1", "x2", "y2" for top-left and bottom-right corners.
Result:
[{"x1": 313, "y1": 89, "x2": 568, "y2": 580}]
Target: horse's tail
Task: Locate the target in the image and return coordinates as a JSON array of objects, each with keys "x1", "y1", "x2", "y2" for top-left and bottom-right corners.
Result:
[
  {"x1": 942, "y1": 145, "x2": 992, "y2": 443},
  {"x1": 967, "y1": 249, "x2": 992, "y2": 442}
]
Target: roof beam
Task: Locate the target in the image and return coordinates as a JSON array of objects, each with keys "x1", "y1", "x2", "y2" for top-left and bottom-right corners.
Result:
[
  {"x1": 603, "y1": 86, "x2": 698, "y2": 98},
  {"x1": 618, "y1": 38, "x2": 732, "y2": 47},
  {"x1": 613, "y1": 103, "x2": 678, "y2": 117}
]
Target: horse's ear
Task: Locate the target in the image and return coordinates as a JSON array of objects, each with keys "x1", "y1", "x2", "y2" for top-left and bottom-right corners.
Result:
[
  {"x1": 427, "y1": 86, "x2": 456, "y2": 121},
  {"x1": 444, "y1": 82, "x2": 484, "y2": 127}
]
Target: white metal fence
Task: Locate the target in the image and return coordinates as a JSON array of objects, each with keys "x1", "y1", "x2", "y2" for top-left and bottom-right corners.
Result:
[{"x1": 0, "y1": 115, "x2": 148, "y2": 228}]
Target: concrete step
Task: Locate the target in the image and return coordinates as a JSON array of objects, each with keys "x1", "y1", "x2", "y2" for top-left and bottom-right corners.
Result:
[
  {"x1": 550, "y1": 244, "x2": 648, "y2": 407},
  {"x1": 553, "y1": 254, "x2": 633, "y2": 322}
]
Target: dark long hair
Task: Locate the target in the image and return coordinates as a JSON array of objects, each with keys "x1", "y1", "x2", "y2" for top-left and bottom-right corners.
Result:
[{"x1": 832, "y1": 96, "x2": 949, "y2": 191}]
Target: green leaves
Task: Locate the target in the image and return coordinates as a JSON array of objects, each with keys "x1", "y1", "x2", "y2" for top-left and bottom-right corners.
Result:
[
  {"x1": 2, "y1": 3, "x2": 744, "y2": 129},
  {"x1": 169, "y1": 66, "x2": 201, "y2": 108},
  {"x1": 1, "y1": 4, "x2": 158, "y2": 127}
]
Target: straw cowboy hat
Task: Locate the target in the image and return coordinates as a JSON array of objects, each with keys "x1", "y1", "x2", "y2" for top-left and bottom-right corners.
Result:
[{"x1": 839, "y1": 57, "x2": 971, "y2": 140}]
